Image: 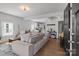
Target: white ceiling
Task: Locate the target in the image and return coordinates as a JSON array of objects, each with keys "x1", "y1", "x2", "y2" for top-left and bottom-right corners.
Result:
[{"x1": 0, "y1": 3, "x2": 67, "y2": 18}]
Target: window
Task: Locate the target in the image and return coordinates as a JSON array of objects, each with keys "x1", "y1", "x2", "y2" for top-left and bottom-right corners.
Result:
[
  {"x1": 6, "y1": 24, "x2": 9, "y2": 33},
  {"x1": 31, "y1": 24, "x2": 35, "y2": 31},
  {"x1": 2, "y1": 22, "x2": 13, "y2": 36},
  {"x1": 31, "y1": 23, "x2": 37, "y2": 31}
]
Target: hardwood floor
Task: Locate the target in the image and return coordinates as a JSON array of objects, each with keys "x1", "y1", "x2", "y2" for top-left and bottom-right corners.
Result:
[{"x1": 35, "y1": 38, "x2": 65, "y2": 56}]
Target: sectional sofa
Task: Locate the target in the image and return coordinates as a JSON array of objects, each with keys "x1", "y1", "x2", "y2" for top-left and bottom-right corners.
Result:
[{"x1": 11, "y1": 32, "x2": 49, "y2": 56}]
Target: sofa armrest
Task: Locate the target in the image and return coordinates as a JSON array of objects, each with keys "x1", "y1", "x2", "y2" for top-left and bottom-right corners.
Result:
[{"x1": 11, "y1": 41, "x2": 34, "y2": 56}]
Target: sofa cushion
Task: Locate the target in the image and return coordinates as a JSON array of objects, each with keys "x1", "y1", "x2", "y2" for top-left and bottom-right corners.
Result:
[
  {"x1": 21, "y1": 33, "x2": 44, "y2": 44},
  {"x1": 29, "y1": 33, "x2": 44, "y2": 44}
]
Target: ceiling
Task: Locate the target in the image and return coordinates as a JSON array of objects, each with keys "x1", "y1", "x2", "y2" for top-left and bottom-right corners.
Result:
[{"x1": 0, "y1": 3, "x2": 67, "y2": 18}]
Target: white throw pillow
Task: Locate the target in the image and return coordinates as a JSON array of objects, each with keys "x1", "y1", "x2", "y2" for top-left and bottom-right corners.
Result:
[
  {"x1": 21, "y1": 33, "x2": 30, "y2": 42},
  {"x1": 20, "y1": 31, "x2": 25, "y2": 34}
]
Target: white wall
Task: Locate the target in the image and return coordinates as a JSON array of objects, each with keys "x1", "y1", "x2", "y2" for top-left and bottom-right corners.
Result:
[
  {"x1": 0, "y1": 12, "x2": 30, "y2": 40},
  {"x1": 26, "y1": 17, "x2": 63, "y2": 38},
  {"x1": 45, "y1": 19, "x2": 58, "y2": 38},
  {"x1": 45, "y1": 17, "x2": 63, "y2": 38},
  {"x1": 23, "y1": 19, "x2": 35, "y2": 31},
  {"x1": 20, "y1": 20, "x2": 31, "y2": 32},
  {"x1": 0, "y1": 18, "x2": 1, "y2": 38},
  {"x1": 0, "y1": 11, "x2": 64, "y2": 39}
]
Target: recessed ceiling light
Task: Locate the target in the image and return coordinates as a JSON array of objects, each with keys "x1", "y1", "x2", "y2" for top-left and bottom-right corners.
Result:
[{"x1": 20, "y1": 5, "x2": 30, "y2": 11}]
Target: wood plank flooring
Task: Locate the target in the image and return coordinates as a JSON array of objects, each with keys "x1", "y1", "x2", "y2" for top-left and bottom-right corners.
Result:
[{"x1": 35, "y1": 38, "x2": 65, "y2": 56}]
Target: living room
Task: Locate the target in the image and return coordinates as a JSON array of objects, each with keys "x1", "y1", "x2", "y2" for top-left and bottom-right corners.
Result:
[{"x1": 0, "y1": 3, "x2": 67, "y2": 56}]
